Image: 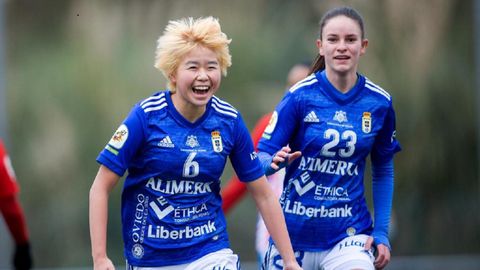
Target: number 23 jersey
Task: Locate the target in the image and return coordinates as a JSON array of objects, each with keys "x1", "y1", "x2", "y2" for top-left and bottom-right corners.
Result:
[
  {"x1": 258, "y1": 70, "x2": 401, "y2": 251},
  {"x1": 97, "y1": 91, "x2": 264, "y2": 267}
]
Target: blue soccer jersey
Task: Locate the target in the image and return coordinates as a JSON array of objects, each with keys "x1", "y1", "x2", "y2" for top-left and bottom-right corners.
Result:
[
  {"x1": 257, "y1": 70, "x2": 401, "y2": 251},
  {"x1": 97, "y1": 91, "x2": 264, "y2": 267}
]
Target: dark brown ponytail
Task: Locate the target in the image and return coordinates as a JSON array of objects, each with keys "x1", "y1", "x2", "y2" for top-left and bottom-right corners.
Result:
[{"x1": 310, "y1": 53, "x2": 325, "y2": 74}]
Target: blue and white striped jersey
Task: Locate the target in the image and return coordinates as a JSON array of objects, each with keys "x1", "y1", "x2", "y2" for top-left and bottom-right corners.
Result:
[
  {"x1": 97, "y1": 90, "x2": 264, "y2": 267},
  {"x1": 258, "y1": 70, "x2": 401, "y2": 251}
]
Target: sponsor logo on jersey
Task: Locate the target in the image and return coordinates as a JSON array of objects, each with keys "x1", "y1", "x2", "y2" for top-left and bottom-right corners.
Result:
[
  {"x1": 185, "y1": 135, "x2": 200, "y2": 148},
  {"x1": 298, "y1": 156, "x2": 359, "y2": 176},
  {"x1": 211, "y1": 131, "x2": 223, "y2": 152},
  {"x1": 147, "y1": 220, "x2": 217, "y2": 239},
  {"x1": 107, "y1": 124, "x2": 128, "y2": 154},
  {"x1": 284, "y1": 200, "x2": 352, "y2": 218},
  {"x1": 262, "y1": 111, "x2": 278, "y2": 139},
  {"x1": 149, "y1": 196, "x2": 174, "y2": 220},
  {"x1": 338, "y1": 237, "x2": 366, "y2": 250},
  {"x1": 158, "y1": 136, "x2": 175, "y2": 148},
  {"x1": 362, "y1": 112, "x2": 372, "y2": 133},
  {"x1": 173, "y1": 203, "x2": 209, "y2": 223},
  {"x1": 131, "y1": 194, "x2": 149, "y2": 245},
  {"x1": 212, "y1": 266, "x2": 232, "y2": 270},
  {"x1": 333, "y1": 111, "x2": 348, "y2": 123},
  {"x1": 314, "y1": 184, "x2": 349, "y2": 201},
  {"x1": 304, "y1": 111, "x2": 320, "y2": 123},
  {"x1": 292, "y1": 171, "x2": 315, "y2": 196},
  {"x1": 132, "y1": 244, "x2": 144, "y2": 259},
  {"x1": 149, "y1": 195, "x2": 210, "y2": 222},
  {"x1": 146, "y1": 178, "x2": 213, "y2": 194}
]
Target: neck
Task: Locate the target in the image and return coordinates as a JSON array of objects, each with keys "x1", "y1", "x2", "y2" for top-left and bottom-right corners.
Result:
[
  {"x1": 170, "y1": 92, "x2": 206, "y2": 123},
  {"x1": 325, "y1": 69, "x2": 358, "y2": 93}
]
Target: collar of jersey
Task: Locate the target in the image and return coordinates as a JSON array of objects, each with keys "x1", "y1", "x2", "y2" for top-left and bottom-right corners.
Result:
[
  {"x1": 164, "y1": 90, "x2": 212, "y2": 128},
  {"x1": 316, "y1": 70, "x2": 365, "y2": 105}
]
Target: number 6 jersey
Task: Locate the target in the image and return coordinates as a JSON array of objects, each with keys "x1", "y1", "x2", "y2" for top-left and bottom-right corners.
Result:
[
  {"x1": 97, "y1": 90, "x2": 264, "y2": 267},
  {"x1": 257, "y1": 70, "x2": 401, "y2": 251}
]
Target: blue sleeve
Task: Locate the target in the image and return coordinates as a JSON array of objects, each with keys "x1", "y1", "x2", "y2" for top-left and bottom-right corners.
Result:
[
  {"x1": 371, "y1": 104, "x2": 401, "y2": 164},
  {"x1": 371, "y1": 158, "x2": 394, "y2": 250},
  {"x1": 257, "y1": 152, "x2": 276, "y2": 176},
  {"x1": 257, "y1": 92, "x2": 300, "y2": 155},
  {"x1": 96, "y1": 105, "x2": 146, "y2": 176},
  {"x1": 230, "y1": 114, "x2": 265, "y2": 182}
]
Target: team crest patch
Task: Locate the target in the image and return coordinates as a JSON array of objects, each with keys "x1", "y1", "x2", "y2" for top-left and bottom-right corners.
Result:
[
  {"x1": 186, "y1": 135, "x2": 200, "y2": 148},
  {"x1": 211, "y1": 131, "x2": 223, "y2": 152},
  {"x1": 334, "y1": 111, "x2": 348, "y2": 123},
  {"x1": 346, "y1": 227, "x2": 356, "y2": 236},
  {"x1": 362, "y1": 112, "x2": 372, "y2": 133},
  {"x1": 263, "y1": 111, "x2": 278, "y2": 137},
  {"x1": 108, "y1": 124, "x2": 128, "y2": 149},
  {"x1": 132, "y1": 244, "x2": 144, "y2": 259}
]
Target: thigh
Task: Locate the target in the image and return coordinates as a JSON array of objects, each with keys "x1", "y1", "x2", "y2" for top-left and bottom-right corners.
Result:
[
  {"x1": 322, "y1": 235, "x2": 375, "y2": 270},
  {"x1": 185, "y1": 248, "x2": 240, "y2": 270},
  {"x1": 262, "y1": 244, "x2": 320, "y2": 270},
  {"x1": 129, "y1": 249, "x2": 240, "y2": 270},
  {"x1": 128, "y1": 262, "x2": 188, "y2": 270}
]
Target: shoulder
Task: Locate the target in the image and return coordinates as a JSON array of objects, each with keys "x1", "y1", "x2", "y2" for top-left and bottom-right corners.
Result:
[
  {"x1": 138, "y1": 91, "x2": 168, "y2": 112},
  {"x1": 134, "y1": 91, "x2": 169, "y2": 119},
  {"x1": 210, "y1": 95, "x2": 239, "y2": 119},
  {"x1": 288, "y1": 73, "x2": 318, "y2": 95},
  {"x1": 363, "y1": 77, "x2": 393, "y2": 105}
]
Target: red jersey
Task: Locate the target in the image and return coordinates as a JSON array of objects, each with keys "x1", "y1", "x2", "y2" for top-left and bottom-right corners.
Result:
[{"x1": 0, "y1": 139, "x2": 19, "y2": 198}]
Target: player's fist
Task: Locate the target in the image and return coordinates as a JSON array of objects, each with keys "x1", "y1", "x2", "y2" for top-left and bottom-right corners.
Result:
[{"x1": 13, "y1": 242, "x2": 33, "y2": 270}]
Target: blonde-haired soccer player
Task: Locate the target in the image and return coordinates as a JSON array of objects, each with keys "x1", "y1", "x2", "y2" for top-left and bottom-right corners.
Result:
[{"x1": 89, "y1": 16, "x2": 301, "y2": 270}]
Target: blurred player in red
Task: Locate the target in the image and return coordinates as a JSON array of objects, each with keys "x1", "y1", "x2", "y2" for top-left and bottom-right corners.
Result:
[
  {"x1": 221, "y1": 62, "x2": 310, "y2": 267},
  {"x1": 0, "y1": 139, "x2": 33, "y2": 270}
]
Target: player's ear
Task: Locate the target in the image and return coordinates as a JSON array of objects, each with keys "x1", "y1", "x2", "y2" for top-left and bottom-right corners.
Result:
[
  {"x1": 360, "y1": 39, "x2": 368, "y2": 55},
  {"x1": 316, "y1": 39, "x2": 324, "y2": 56}
]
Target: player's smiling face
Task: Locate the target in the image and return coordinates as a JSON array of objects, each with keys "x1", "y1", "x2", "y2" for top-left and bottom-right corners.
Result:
[
  {"x1": 170, "y1": 46, "x2": 221, "y2": 109},
  {"x1": 317, "y1": 15, "x2": 367, "y2": 76}
]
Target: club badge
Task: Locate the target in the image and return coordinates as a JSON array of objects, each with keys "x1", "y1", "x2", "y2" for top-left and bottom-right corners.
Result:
[
  {"x1": 211, "y1": 131, "x2": 223, "y2": 152},
  {"x1": 362, "y1": 112, "x2": 372, "y2": 133}
]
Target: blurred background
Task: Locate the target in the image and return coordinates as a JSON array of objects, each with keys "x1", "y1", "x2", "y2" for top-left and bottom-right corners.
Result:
[{"x1": 0, "y1": 0, "x2": 479, "y2": 269}]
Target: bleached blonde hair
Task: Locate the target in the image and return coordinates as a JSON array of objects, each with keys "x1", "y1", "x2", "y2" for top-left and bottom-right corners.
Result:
[{"x1": 154, "y1": 16, "x2": 232, "y2": 92}]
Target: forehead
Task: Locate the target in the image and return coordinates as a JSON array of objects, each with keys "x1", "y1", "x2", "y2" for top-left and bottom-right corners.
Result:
[
  {"x1": 181, "y1": 46, "x2": 218, "y2": 64},
  {"x1": 322, "y1": 15, "x2": 362, "y2": 36}
]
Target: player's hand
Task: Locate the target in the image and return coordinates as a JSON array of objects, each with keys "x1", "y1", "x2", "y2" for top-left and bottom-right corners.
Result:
[
  {"x1": 271, "y1": 146, "x2": 302, "y2": 170},
  {"x1": 93, "y1": 256, "x2": 115, "y2": 270},
  {"x1": 365, "y1": 236, "x2": 390, "y2": 270},
  {"x1": 13, "y1": 242, "x2": 32, "y2": 270},
  {"x1": 283, "y1": 260, "x2": 303, "y2": 270}
]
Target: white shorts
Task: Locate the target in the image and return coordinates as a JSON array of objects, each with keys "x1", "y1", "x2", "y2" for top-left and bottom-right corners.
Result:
[
  {"x1": 127, "y1": 248, "x2": 240, "y2": 270},
  {"x1": 263, "y1": 234, "x2": 375, "y2": 270}
]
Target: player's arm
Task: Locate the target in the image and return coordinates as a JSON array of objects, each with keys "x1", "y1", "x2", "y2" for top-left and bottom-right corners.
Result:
[
  {"x1": 221, "y1": 176, "x2": 247, "y2": 213},
  {"x1": 365, "y1": 105, "x2": 401, "y2": 270},
  {"x1": 247, "y1": 176, "x2": 302, "y2": 270},
  {"x1": 258, "y1": 146, "x2": 301, "y2": 175},
  {"x1": 89, "y1": 165, "x2": 120, "y2": 270},
  {"x1": 0, "y1": 194, "x2": 33, "y2": 269},
  {"x1": 0, "y1": 195, "x2": 29, "y2": 244},
  {"x1": 221, "y1": 114, "x2": 272, "y2": 213}
]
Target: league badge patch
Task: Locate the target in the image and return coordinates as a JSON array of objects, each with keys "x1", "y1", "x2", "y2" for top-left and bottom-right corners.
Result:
[
  {"x1": 211, "y1": 131, "x2": 223, "y2": 152},
  {"x1": 262, "y1": 111, "x2": 278, "y2": 139},
  {"x1": 362, "y1": 112, "x2": 372, "y2": 133},
  {"x1": 107, "y1": 124, "x2": 128, "y2": 154}
]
